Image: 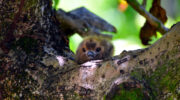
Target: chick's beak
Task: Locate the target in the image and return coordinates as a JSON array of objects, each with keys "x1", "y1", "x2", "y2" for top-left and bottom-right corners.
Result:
[{"x1": 87, "y1": 51, "x2": 95, "y2": 59}]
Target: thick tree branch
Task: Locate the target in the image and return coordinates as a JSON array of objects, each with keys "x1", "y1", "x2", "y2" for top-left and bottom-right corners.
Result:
[{"x1": 39, "y1": 22, "x2": 180, "y2": 99}]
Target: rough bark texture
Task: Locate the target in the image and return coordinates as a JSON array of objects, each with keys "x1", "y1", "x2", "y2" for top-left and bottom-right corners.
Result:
[{"x1": 0, "y1": 0, "x2": 180, "y2": 100}]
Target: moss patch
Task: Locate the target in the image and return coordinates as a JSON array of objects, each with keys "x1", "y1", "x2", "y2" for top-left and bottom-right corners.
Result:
[
  {"x1": 112, "y1": 88, "x2": 144, "y2": 100},
  {"x1": 146, "y1": 59, "x2": 180, "y2": 99},
  {"x1": 105, "y1": 84, "x2": 149, "y2": 100}
]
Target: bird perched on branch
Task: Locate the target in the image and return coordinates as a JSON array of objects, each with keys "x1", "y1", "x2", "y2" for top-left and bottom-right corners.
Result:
[{"x1": 75, "y1": 36, "x2": 114, "y2": 64}]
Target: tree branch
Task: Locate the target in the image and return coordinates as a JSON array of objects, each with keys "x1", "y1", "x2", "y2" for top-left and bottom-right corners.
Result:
[
  {"x1": 44, "y1": 22, "x2": 180, "y2": 99},
  {"x1": 55, "y1": 7, "x2": 117, "y2": 39},
  {"x1": 126, "y1": 0, "x2": 169, "y2": 34}
]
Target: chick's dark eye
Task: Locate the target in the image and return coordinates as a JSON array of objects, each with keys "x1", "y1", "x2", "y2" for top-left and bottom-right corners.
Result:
[
  {"x1": 82, "y1": 48, "x2": 86, "y2": 52},
  {"x1": 96, "y1": 47, "x2": 101, "y2": 52}
]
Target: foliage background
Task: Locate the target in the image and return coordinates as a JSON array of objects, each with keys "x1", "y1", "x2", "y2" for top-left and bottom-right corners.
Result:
[{"x1": 53, "y1": 0, "x2": 180, "y2": 55}]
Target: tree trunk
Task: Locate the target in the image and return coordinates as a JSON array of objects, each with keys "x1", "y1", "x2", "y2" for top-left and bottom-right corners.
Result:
[{"x1": 0, "y1": 0, "x2": 179, "y2": 100}]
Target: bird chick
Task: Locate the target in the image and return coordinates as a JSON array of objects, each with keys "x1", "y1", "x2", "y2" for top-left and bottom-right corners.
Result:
[{"x1": 75, "y1": 36, "x2": 114, "y2": 64}]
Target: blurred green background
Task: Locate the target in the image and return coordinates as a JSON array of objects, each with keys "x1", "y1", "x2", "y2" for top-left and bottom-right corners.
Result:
[{"x1": 53, "y1": 0, "x2": 180, "y2": 55}]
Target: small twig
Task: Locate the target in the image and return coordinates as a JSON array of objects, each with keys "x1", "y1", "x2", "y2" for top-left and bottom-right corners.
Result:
[
  {"x1": 142, "y1": 0, "x2": 147, "y2": 7},
  {"x1": 126, "y1": 0, "x2": 169, "y2": 34}
]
